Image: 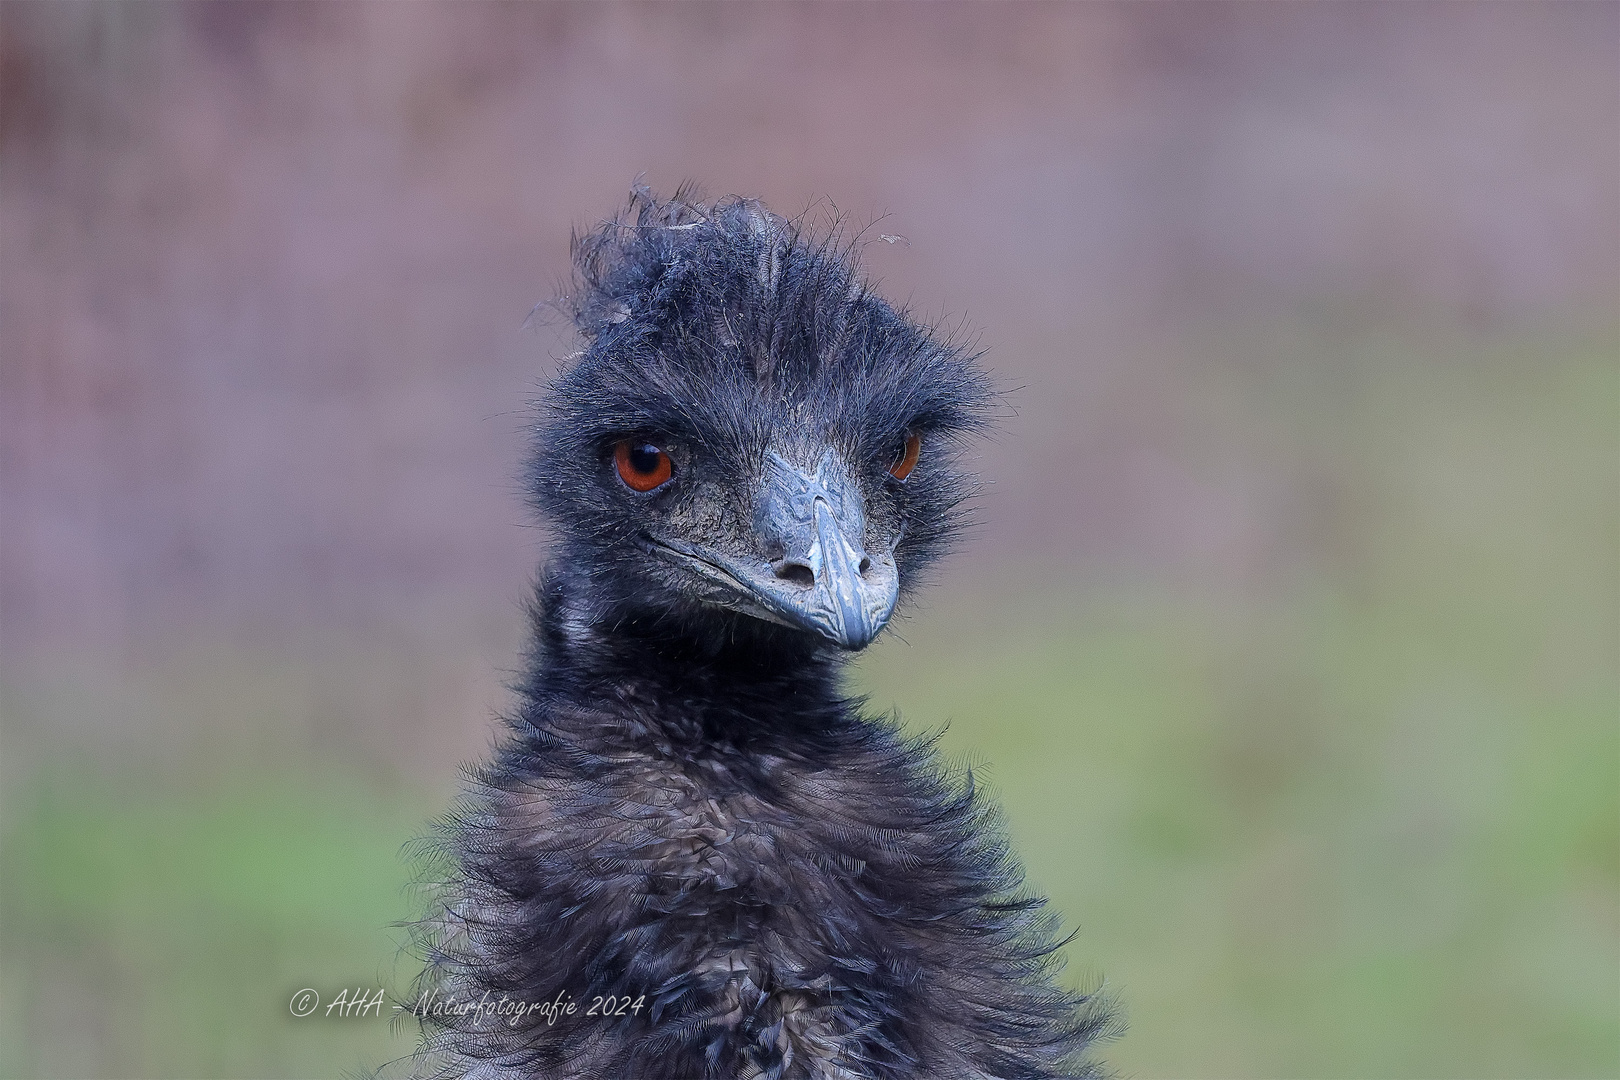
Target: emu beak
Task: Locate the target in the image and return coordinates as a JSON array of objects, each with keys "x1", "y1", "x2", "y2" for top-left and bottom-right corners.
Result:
[
  {"x1": 643, "y1": 449, "x2": 899, "y2": 650},
  {"x1": 752, "y1": 449, "x2": 899, "y2": 649}
]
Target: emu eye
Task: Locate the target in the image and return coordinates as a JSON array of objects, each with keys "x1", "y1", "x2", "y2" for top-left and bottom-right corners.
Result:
[
  {"x1": 888, "y1": 432, "x2": 921, "y2": 482},
  {"x1": 614, "y1": 440, "x2": 674, "y2": 492}
]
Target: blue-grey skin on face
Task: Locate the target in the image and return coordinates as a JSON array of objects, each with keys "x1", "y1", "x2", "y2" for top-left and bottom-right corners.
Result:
[{"x1": 641, "y1": 446, "x2": 900, "y2": 651}]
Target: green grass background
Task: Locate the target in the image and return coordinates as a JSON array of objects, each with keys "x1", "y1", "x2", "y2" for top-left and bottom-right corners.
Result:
[{"x1": 3, "y1": 329, "x2": 1616, "y2": 1078}]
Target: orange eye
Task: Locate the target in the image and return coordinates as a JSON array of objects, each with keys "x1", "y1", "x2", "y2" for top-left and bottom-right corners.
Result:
[
  {"x1": 888, "y1": 432, "x2": 921, "y2": 481},
  {"x1": 614, "y1": 440, "x2": 674, "y2": 492}
]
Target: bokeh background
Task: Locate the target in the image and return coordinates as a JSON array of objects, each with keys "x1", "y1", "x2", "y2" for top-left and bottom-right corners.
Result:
[{"x1": 2, "y1": 3, "x2": 1616, "y2": 1077}]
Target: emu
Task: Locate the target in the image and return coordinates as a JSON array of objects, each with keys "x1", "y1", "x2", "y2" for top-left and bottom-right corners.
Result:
[{"x1": 411, "y1": 188, "x2": 1113, "y2": 1079}]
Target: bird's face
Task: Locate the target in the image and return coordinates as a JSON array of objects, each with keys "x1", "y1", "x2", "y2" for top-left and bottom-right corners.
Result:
[
  {"x1": 541, "y1": 348, "x2": 983, "y2": 655},
  {"x1": 606, "y1": 421, "x2": 914, "y2": 651},
  {"x1": 534, "y1": 194, "x2": 988, "y2": 654}
]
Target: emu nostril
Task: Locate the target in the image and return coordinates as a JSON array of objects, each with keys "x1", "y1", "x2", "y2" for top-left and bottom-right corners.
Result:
[
  {"x1": 775, "y1": 561, "x2": 815, "y2": 588},
  {"x1": 858, "y1": 556, "x2": 871, "y2": 576}
]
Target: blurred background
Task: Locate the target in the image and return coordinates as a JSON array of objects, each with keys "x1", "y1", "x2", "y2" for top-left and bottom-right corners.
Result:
[{"x1": 2, "y1": 3, "x2": 1615, "y2": 1077}]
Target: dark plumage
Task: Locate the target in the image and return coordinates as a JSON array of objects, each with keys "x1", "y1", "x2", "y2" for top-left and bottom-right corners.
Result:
[{"x1": 409, "y1": 187, "x2": 1115, "y2": 1079}]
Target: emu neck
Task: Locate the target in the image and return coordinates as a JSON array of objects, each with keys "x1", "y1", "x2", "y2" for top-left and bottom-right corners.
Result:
[{"x1": 521, "y1": 576, "x2": 854, "y2": 758}]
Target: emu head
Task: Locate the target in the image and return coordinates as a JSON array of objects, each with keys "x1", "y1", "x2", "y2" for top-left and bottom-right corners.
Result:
[{"x1": 533, "y1": 190, "x2": 991, "y2": 654}]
